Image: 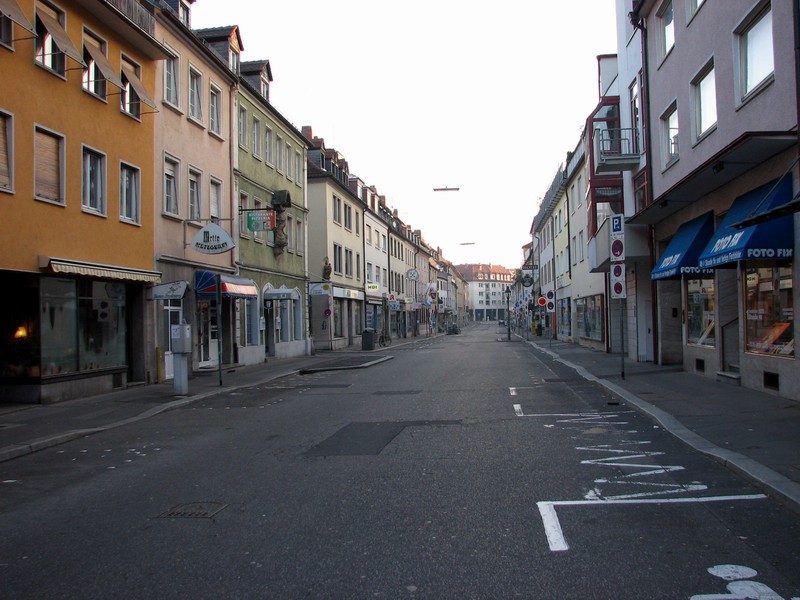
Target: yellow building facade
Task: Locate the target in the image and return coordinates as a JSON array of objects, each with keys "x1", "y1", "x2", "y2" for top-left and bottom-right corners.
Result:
[{"x1": 0, "y1": 0, "x2": 167, "y2": 401}]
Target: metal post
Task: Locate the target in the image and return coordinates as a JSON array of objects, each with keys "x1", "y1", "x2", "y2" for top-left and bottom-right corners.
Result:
[
  {"x1": 620, "y1": 298, "x2": 625, "y2": 380},
  {"x1": 216, "y1": 273, "x2": 223, "y2": 387}
]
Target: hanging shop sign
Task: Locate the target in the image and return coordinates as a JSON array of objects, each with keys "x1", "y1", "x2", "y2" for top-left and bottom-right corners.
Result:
[
  {"x1": 148, "y1": 280, "x2": 189, "y2": 300},
  {"x1": 190, "y1": 223, "x2": 235, "y2": 255},
  {"x1": 247, "y1": 209, "x2": 277, "y2": 232}
]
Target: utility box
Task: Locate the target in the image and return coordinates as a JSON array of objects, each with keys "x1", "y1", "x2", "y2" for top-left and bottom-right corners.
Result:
[{"x1": 171, "y1": 324, "x2": 192, "y2": 354}]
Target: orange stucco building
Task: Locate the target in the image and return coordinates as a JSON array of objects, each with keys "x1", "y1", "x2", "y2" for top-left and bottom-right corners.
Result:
[{"x1": 0, "y1": 0, "x2": 168, "y2": 401}]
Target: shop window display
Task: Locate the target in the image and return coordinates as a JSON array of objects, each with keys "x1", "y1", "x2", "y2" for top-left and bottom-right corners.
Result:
[
  {"x1": 744, "y1": 264, "x2": 793, "y2": 356},
  {"x1": 687, "y1": 278, "x2": 715, "y2": 346},
  {"x1": 576, "y1": 294, "x2": 604, "y2": 342}
]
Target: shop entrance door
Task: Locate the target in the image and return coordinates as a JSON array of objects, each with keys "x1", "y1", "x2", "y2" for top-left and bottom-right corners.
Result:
[
  {"x1": 198, "y1": 300, "x2": 219, "y2": 368},
  {"x1": 162, "y1": 300, "x2": 183, "y2": 380}
]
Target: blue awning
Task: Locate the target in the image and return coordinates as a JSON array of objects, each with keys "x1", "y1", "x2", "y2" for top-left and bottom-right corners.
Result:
[
  {"x1": 651, "y1": 212, "x2": 715, "y2": 280},
  {"x1": 698, "y1": 177, "x2": 795, "y2": 268},
  {"x1": 195, "y1": 271, "x2": 258, "y2": 298}
]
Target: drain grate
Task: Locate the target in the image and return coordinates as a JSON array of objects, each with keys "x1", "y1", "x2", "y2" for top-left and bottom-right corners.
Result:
[{"x1": 158, "y1": 501, "x2": 228, "y2": 519}]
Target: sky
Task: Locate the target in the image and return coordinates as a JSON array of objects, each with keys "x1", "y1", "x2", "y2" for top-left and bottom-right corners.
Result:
[{"x1": 191, "y1": 1, "x2": 619, "y2": 269}]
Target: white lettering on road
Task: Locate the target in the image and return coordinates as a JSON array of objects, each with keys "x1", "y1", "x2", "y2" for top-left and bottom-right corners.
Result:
[{"x1": 690, "y1": 564, "x2": 796, "y2": 599}]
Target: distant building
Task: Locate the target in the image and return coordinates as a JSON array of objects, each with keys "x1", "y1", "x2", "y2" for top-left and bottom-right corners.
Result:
[{"x1": 456, "y1": 264, "x2": 516, "y2": 322}]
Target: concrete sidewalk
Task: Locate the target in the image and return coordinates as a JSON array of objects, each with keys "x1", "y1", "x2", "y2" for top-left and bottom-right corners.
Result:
[
  {"x1": 525, "y1": 336, "x2": 800, "y2": 512},
  {"x1": 2, "y1": 330, "x2": 799, "y2": 513}
]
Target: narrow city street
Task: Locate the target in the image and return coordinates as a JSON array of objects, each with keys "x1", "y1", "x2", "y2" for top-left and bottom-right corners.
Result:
[{"x1": 1, "y1": 324, "x2": 799, "y2": 599}]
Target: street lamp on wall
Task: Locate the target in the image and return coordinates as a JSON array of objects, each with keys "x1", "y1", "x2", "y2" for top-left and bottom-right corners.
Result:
[{"x1": 504, "y1": 286, "x2": 511, "y2": 341}]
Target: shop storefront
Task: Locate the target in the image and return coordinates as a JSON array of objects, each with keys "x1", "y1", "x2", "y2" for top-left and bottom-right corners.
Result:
[
  {"x1": 696, "y1": 177, "x2": 796, "y2": 397},
  {"x1": 576, "y1": 294, "x2": 604, "y2": 349},
  {"x1": 1, "y1": 260, "x2": 159, "y2": 403}
]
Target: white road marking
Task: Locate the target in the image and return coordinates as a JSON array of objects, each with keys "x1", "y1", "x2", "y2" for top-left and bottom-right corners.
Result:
[
  {"x1": 537, "y1": 495, "x2": 767, "y2": 552},
  {"x1": 509, "y1": 387, "x2": 517, "y2": 396},
  {"x1": 513, "y1": 404, "x2": 523, "y2": 417}
]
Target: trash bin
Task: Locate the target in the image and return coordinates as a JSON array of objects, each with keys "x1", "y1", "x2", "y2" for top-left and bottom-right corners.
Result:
[{"x1": 362, "y1": 328, "x2": 375, "y2": 350}]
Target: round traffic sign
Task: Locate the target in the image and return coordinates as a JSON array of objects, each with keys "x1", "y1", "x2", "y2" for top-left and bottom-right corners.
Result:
[
  {"x1": 612, "y1": 239, "x2": 624, "y2": 258},
  {"x1": 538, "y1": 296, "x2": 547, "y2": 306},
  {"x1": 613, "y1": 264, "x2": 623, "y2": 277}
]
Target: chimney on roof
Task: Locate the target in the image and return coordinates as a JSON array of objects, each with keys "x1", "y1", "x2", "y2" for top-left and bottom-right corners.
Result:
[{"x1": 301, "y1": 126, "x2": 313, "y2": 141}]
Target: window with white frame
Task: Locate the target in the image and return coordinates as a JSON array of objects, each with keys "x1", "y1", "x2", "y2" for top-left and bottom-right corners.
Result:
[
  {"x1": 264, "y1": 127, "x2": 273, "y2": 163},
  {"x1": 365, "y1": 224, "x2": 372, "y2": 245},
  {"x1": 345, "y1": 248, "x2": 353, "y2": 277},
  {"x1": 164, "y1": 51, "x2": 179, "y2": 106},
  {"x1": 332, "y1": 195, "x2": 342, "y2": 224},
  {"x1": 738, "y1": 4, "x2": 774, "y2": 99},
  {"x1": 0, "y1": 111, "x2": 12, "y2": 191},
  {"x1": 344, "y1": 203, "x2": 352, "y2": 230},
  {"x1": 295, "y1": 218, "x2": 303, "y2": 254},
  {"x1": 188, "y1": 168, "x2": 200, "y2": 221},
  {"x1": 35, "y1": 126, "x2": 63, "y2": 203},
  {"x1": 689, "y1": 0, "x2": 705, "y2": 17},
  {"x1": 164, "y1": 156, "x2": 179, "y2": 215},
  {"x1": 694, "y1": 62, "x2": 717, "y2": 137},
  {"x1": 209, "y1": 85, "x2": 221, "y2": 135},
  {"x1": 210, "y1": 178, "x2": 221, "y2": 222},
  {"x1": 120, "y1": 162, "x2": 140, "y2": 223},
  {"x1": 252, "y1": 117, "x2": 261, "y2": 157},
  {"x1": 260, "y1": 75, "x2": 269, "y2": 99},
  {"x1": 238, "y1": 106, "x2": 247, "y2": 148},
  {"x1": 662, "y1": 103, "x2": 679, "y2": 164},
  {"x1": 34, "y1": 2, "x2": 67, "y2": 74},
  {"x1": 367, "y1": 263, "x2": 373, "y2": 282},
  {"x1": 579, "y1": 231, "x2": 585, "y2": 261},
  {"x1": 82, "y1": 146, "x2": 105, "y2": 214},
  {"x1": 82, "y1": 32, "x2": 108, "y2": 99},
  {"x1": 285, "y1": 142, "x2": 291, "y2": 178},
  {"x1": 239, "y1": 192, "x2": 249, "y2": 237},
  {"x1": 295, "y1": 151, "x2": 302, "y2": 184},
  {"x1": 629, "y1": 78, "x2": 641, "y2": 153},
  {"x1": 228, "y1": 47, "x2": 239, "y2": 74},
  {"x1": 659, "y1": 1, "x2": 674, "y2": 59},
  {"x1": 178, "y1": 0, "x2": 190, "y2": 26},
  {"x1": 356, "y1": 253, "x2": 361, "y2": 280},
  {"x1": 120, "y1": 56, "x2": 143, "y2": 118},
  {"x1": 286, "y1": 214, "x2": 294, "y2": 251},
  {"x1": 333, "y1": 243, "x2": 343, "y2": 274},
  {"x1": 188, "y1": 67, "x2": 202, "y2": 121},
  {"x1": 1, "y1": 14, "x2": 11, "y2": 47},
  {"x1": 275, "y1": 135, "x2": 284, "y2": 171}
]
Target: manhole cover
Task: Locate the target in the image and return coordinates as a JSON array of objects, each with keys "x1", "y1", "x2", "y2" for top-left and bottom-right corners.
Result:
[{"x1": 158, "y1": 501, "x2": 228, "y2": 519}]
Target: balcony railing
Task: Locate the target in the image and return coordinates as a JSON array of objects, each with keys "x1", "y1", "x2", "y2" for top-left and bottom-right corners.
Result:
[
  {"x1": 593, "y1": 127, "x2": 641, "y2": 173},
  {"x1": 103, "y1": 0, "x2": 155, "y2": 37}
]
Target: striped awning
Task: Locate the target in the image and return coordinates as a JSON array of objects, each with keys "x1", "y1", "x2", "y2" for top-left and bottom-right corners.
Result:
[{"x1": 40, "y1": 257, "x2": 161, "y2": 282}]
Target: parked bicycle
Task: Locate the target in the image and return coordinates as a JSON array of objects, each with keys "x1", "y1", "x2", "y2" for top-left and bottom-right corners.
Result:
[{"x1": 377, "y1": 331, "x2": 392, "y2": 347}]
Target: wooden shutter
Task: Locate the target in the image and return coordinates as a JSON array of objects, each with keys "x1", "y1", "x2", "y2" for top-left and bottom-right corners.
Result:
[
  {"x1": 0, "y1": 114, "x2": 9, "y2": 189},
  {"x1": 35, "y1": 128, "x2": 61, "y2": 201}
]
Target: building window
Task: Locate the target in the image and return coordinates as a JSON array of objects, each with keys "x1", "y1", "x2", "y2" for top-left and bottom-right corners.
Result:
[
  {"x1": 694, "y1": 63, "x2": 716, "y2": 138},
  {"x1": 286, "y1": 215, "x2": 294, "y2": 251},
  {"x1": 209, "y1": 86, "x2": 221, "y2": 135},
  {"x1": 164, "y1": 156, "x2": 179, "y2": 215},
  {"x1": 239, "y1": 192, "x2": 249, "y2": 237},
  {"x1": 120, "y1": 56, "x2": 142, "y2": 118},
  {"x1": 738, "y1": 4, "x2": 774, "y2": 99},
  {"x1": 345, "y1": 248, "x2": 353, "y2": 277},
  {"x1": 275, "y1": 135, "x2": 284, "y2": 171},
  {"x1": 576, "y1": 294, "x2": 604, "y2": 342},
  {"x1": 689, "y1": 0, "x2": 705, "y2": 17},
  {"x1": 285, "y1": 143, "x2": 292, "y2": 179},
  {"x1": 744, "y1": 264, "x2": 793, "y2": 356},
  {"x1": 120, "y1": 162, "x2": 140, "y2": 223},
  {"x1": 35, "y1": 126, "x2": 63, "y2": 203},
  {"x1": 629, "y1": 78, "x2": 641, "y2": 154},
  {"x1": 260, "y1": 75, "x2": 269, "y2": 99},
  {"x1": 356, "y1": 253, "x2": 361, "y2": 281},
  {"x1": 295, "y1": 152, "x2": 302, "y2": 185},
  {"x1": 659, "y1": 1, "x2": 675, "y2": 60},
  {"x1": 34, "y1": 2, "x2": 68, "y2": 75},
  {"x1": 344, "y1": 203, "x2": 352, "y2": 230},
  {"x1": 82, "y1": 146, "x2": 105, "y2": 214},
  {"x1": 0, "y1": 111, "x2": 12, "y2": 191},
  {"x1": 662, "y1": 103, "x2": 679, "y2": 165},
  {"x1": 82, "y1": 32, "x2": 109, "y2": 99},
  {"x1": 264, "y1": 127, "x2": 273, "y2": 163},
  {"x1": 295, "y1": 218, "x2": 304, "y2": 254},
  {"x1": 686, "y1": 278, "x2": 715, "y2": 346},
  {"x1": 178, "y1": 0, "x2": 190, "y2": 27},
  {"x1": 252, "y1": 117, "x2": 261, "y2": 157},
  {"x1": 210, "y1": 178, "x2": 221, "y2": 222},
  {"x1": 1, "y1": 15, "x2": 12, "y2": 47},
  {"x1": 188, "y1": 67, "x2": 202, "y2": 121},
  {"x1": 332, "y1": 195, "x2": 342, "y2": 224},
  {"x1": 333, "y1": 243, "x2": 343, "y2": 274},
  {"x1": 164, "y1": 52, "x2": 179, "y2": 106},
  {"x1": 188, "y1": 169, "x2": 201, "y2": 221},
  {"x1": 238, "y1": 106, "x2": 247, "y2": 148},
  {"x1": 228, "y1": 47, "x2": 239, "y2": 74}
]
